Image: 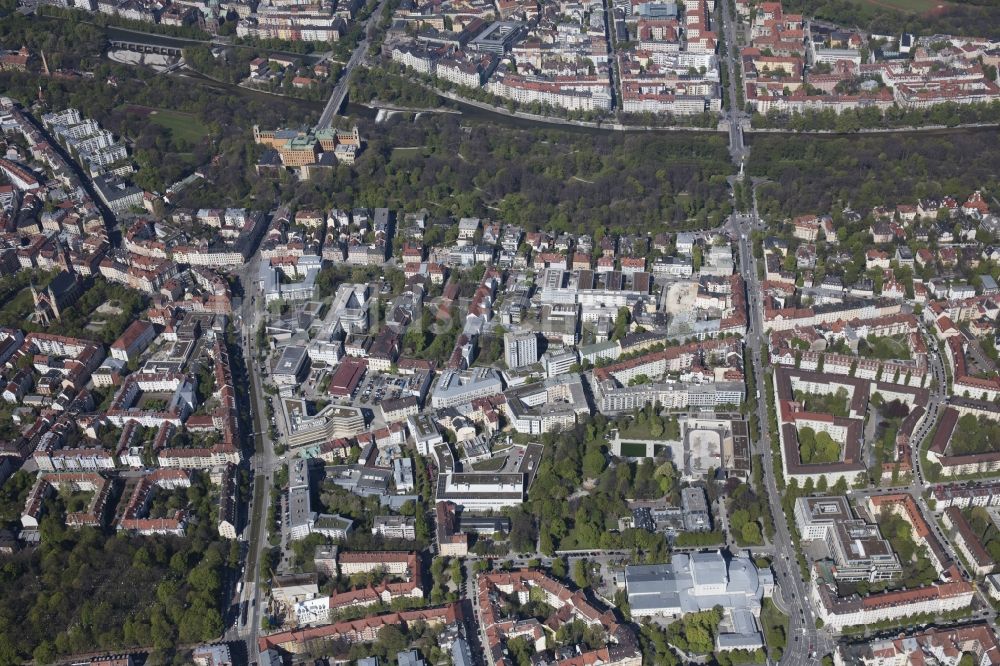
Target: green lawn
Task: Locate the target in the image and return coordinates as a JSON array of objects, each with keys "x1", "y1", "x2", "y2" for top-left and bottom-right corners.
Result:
[
  {"x1": 857, "y1": 0, "x2": 944, "y2": 13},
  {"x1": 123, "y1": 105, "x2": 209, "y2": 144},
  {"x1": 148, "y1": 108, "x2": 209, "y2": 144},
  {"x1": 472, "y1": 457, "x2": 507, "y2": 472},
  {"x1": 61, "y1": 490, "x2": 93, "y2": 514},
  {"x1": 860, "y1": 334, "x2": 911, "y2": 361},
  {"x1": 619, "y1": 423, "x2": 654, "y2": 439},
  {"x1": 760, "y1": 598, "x2": 789, "y2": 660}
]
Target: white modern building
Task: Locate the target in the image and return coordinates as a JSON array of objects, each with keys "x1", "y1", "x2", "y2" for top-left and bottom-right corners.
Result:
[
  {"x1": 795, "y1": 496, "x2": 902, "y2": 583},
  {"x1": 503, "y1": 373, "x2": 589, "y2": 434},
  {"x1": 436, "y1": 472, "x2": 525, "y2": 510},
  {"x1": 259, "y1": 255, "x2": 321, "y2": 304},
  {"x1": 408, "y1": 414, "x2": 443, "y2": 456},
  {"x1": 542, "y1": 349, "x2": 578, "y2": 378},
  {"x1": 431, "y1": 368, "x2": 503, "y2": 409},
  {"x1": 504, "y1": 332, "x2": 539, "y2": 369},
  {"x1": 372, "y1": 515, "x2": 417, "y2": 540},
  {"x1": 625, "y1": 551, "x2": 774, "y2": 651}
]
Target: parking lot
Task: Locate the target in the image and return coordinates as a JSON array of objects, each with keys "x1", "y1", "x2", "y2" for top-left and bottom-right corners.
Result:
[
  {"x1": 632, "y1": 507, "x2": 655, "y2": 532},
  {"x1": 353, "y1": 372, "x2": 409, "y2": 406}
]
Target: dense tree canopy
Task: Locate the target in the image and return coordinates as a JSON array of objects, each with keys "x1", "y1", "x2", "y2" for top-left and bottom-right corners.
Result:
[
  {"x1": 270, "y1": 115, "x2": 735, "y2": 235},
  {"x1": 665, "y1": 606, "x2": 723, "y2": 654},
  {"x1": 0, "y1": 516, "x2": 230, "y2": 663},
  {"x1": 963, "y1": 507, "x2": 1000, "y2": 565},
  {"x1": 24, "y1": 277, "x2": 147, "y2": 345},
  {"x1": 780, "y1": 0, "x2": 1000, "y2": 39},
  {"x1": 952, "y1": 414, "x2": 1000, "y2": 456},
  {"x1": 748, "y1": 130, "x2": 1000, "y2": 219},
  {"x1": 798, "y1": 427, "x2": 841, "y2": 464},
  {"x1": 514, "y1": 415, "x2": 674, "y2": 560}
]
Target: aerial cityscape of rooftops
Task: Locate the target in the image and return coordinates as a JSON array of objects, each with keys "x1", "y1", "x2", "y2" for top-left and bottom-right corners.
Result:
[{"x1": 0, "y1": 0, "x2": 999, "y2": 660}]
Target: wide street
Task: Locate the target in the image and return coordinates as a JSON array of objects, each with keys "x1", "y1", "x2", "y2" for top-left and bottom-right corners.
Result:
[
  {"x1": 218, "y1": 248, "x2": 281, "y2": 661},
  {"x1": 719, "y1": 0, "x2": 747, "y2": 165},
  {"x1": 732, "y1": 203, "x2": 834, "y2": 662},
  {"x1": 244, "y1": 254, "x2": 270, "y2": 653}
]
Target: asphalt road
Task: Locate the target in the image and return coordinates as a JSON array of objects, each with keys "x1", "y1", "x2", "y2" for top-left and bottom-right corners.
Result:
[
  {"x1": 732, "y1": 208, "x2": 834, "y2": 662},
  {"x1": 224, "y1": 250, "x2": 280, "y2": 660},
  {"x1": 314, "y1": 0, "x2": 389, "y2": 130},
  {"x1": 719, "y1": 0, "x2": 747, "y2": 165}
]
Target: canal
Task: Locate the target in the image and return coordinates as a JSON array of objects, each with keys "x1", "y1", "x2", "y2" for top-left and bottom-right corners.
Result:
[
  {"x1": 158, "y1": 59, "x2": 1000, "y2": 141},
  {"x1": 175, "y1": 68, "x2": 722, "y2": 137}
]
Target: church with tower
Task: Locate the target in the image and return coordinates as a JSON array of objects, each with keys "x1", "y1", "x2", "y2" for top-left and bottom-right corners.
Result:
[{"x1": 31, "y1": 239, "x2": 82, "y2": 326}]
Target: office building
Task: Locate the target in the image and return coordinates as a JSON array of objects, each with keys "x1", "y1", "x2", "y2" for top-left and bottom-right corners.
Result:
[
  {"x1": 681, "y1": 487, "x2": 711, "y2": 532},
  {"x1": 468, "y1": 21, "x2": 526, "y2": 55},
  {"x1": 504, "y1": 332, "x2": 539, "y2": 368},
  {"x1": 795, "y1": 497, "x2": 902, "y2": 583},
  {"x1": 273, "y1": 345, "x2": 308, "y2": 386},
  {"x1": 287, "y1": 458, "x2": 313, "y2": 541},
  {"x1": 409, "y1": 414, "x2": 443, "y2": 456},
  {"x1": 794, "y1": 496, "x2": 854, "y2": 539},
  {"x1": 503, "y1": 373, "x2": 589, "y2": 434},
  {"x1": 542, "y1": 349, "x2": 578, "y2": 378},
  {"x1": 431, "y1": 368, "x2": 503, "y2": 408},
  {"x1": 372, "y1": 515, "x2": 417, "y2": 540}
]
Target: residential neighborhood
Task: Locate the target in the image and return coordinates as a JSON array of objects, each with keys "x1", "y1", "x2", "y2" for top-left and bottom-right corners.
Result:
[
  {"x1": 742, "y1": 2, "x2": 1000, "y2": 116},
  {"x1": 2, "y1": 0, "x2": 1000, "y2": 661}
]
